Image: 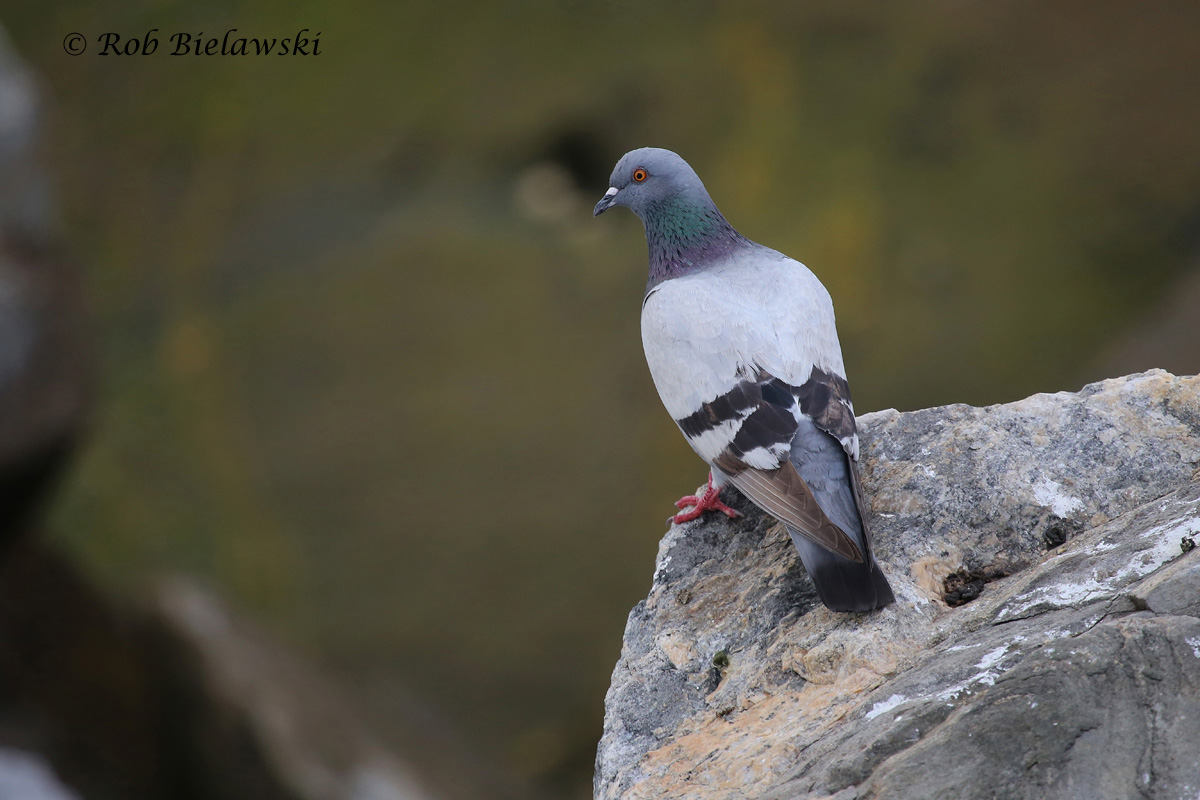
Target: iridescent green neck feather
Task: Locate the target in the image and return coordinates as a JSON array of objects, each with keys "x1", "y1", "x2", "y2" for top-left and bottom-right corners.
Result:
[{"x1": 643, "y1": 195, "x2": 748, "y2": 290}]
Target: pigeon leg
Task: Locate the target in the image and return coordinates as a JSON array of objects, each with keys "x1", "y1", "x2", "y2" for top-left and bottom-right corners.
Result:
[{"x1": 671, "y1": 472, "x2": 742, "y2": 524}]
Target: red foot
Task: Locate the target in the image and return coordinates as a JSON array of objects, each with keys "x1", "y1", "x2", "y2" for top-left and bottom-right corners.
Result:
[{"x1": 670, "y1": 473, "x2": 742, "y2": 524}]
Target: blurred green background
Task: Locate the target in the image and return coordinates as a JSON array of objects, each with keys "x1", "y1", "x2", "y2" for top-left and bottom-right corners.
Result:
[{"x1": 4, "y1": 1, "x2": 1200, "y2": 797}]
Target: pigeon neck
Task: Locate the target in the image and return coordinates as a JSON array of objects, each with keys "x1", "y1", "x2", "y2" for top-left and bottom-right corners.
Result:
[{"x1": 643, "y1": 195, "x2": 747, "y2": 290}]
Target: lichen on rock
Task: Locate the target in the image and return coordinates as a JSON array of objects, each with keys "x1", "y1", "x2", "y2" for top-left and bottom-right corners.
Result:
[{"x1": 596, "y1": 370, "x2": 1200, "y2": 800}]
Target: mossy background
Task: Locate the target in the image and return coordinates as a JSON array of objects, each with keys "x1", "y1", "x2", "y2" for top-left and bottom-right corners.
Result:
[{"x1": 5, "y1": 1, "x2": 1200, "y2": 796}]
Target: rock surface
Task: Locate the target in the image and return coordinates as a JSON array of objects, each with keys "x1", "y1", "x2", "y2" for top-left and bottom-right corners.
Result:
[{"x1": 596, "y1": 370, "x2": 1200, "y2": 800}]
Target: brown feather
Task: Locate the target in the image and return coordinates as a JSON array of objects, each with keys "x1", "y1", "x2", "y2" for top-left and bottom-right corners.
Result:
[{"x1": 716, "y1": 454, "x2": 865, "y2": 563}]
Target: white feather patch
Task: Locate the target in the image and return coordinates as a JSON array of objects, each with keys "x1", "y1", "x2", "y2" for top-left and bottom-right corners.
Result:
[
  {"x1": 739, "y1": 445, "x2": 790, "y2": 470},
  {"x1": 680, "y1": 417, "x2": 742, "y2": 463}
]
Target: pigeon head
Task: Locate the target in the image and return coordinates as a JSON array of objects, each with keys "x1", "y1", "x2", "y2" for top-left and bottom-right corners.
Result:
[
  {"x1": 593, "y1": 147, "x2": 709, "y2": 219},
  {"x1": 594, "y1": 147, "x2": 748, "y2": 288}
]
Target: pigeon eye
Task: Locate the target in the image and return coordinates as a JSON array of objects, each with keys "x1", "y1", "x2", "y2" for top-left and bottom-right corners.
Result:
[{"x1": 632, "y1": 168, "x2": 648, "y2": 183}]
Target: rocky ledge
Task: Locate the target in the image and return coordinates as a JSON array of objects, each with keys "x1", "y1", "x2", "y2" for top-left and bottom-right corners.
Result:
[{"x1": 596, "y1": 370, "x2": 1200, "y2": 800}]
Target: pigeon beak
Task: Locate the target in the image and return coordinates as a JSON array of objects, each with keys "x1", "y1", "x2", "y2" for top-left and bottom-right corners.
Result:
[{"x1": 593, "y1": 187, "x2": 619, "y2": 217}]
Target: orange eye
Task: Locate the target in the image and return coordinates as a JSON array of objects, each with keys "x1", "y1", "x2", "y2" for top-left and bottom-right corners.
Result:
[{"x1": 632, "y1": 168, "x2": 648, "y2": 183}]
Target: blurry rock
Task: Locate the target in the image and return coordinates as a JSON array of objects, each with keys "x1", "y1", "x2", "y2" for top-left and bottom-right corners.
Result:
[
  {"x1": 596, "y1": 370, "x2": 1200, "y2": 799},
  {"x1": 0, "y1": 540, "x2": 198, "y2": 800},
  {"x1": 0, "y1": 539, "x2": 503, "y2": 800},
  {"x1": 156, "y1": 580, "x2": 441, "y2": 800},
  {"x1": 0, "y1": 27, "x2": 525, "y2": 800},
  {"x1": 0, "y1": 748, "x2": 83, "y2": 800},
  {"x1": 0, "y1": 23, "x2": 50, "y2": 236},
  {"x1": 0, "y1": 24, "x2": 90, "y2": 542}
]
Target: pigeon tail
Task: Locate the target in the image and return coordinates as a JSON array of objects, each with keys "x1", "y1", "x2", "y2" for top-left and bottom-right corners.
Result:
[
  {"x1": 786, "y1": 416, "x2": 895, "y2": 611},
  {"x1": 787, "y1": 529, "x2": 895, "y2": 612}
]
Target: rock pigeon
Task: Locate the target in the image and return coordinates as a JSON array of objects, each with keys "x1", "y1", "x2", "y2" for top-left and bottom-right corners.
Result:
[{"x1": 594, "y1": 147, "x2": 894, "y2": 612}]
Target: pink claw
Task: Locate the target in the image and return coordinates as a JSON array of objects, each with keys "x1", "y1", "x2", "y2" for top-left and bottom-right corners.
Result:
[{"x1": 670, "y1": 472, "x2": 742, "y2": 524}]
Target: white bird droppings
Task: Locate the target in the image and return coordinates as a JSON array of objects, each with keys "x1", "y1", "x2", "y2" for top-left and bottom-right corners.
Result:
[
  {"x1": 1032, "y1": 479, "x2": 1085, "y2": 518},
  {"x1": 866, "y1": 694, "x2": 908, "y2": 720}
]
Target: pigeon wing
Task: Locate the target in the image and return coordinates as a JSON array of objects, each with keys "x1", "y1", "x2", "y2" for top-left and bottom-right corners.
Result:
[{"x1": 674, "y1": 369, "x2": 865, "y2": 563}]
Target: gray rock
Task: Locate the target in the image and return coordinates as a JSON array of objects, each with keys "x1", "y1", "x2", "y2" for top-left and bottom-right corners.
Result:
[
  {"x1": 156, "y1": 580, "x2": 443, "y2": 800},
  {"x1": 596, "y1": 370, "x2": 1200, "y2": 800},
  {"x1": 0, "y1": 24, "x2": 89, "y2": 540},
  {"x1": 0, "y1": 539, "x2": 487, "y2": 800},
  {"x1": 0, "y1": 23, "x2": 52, "y2": 244},
  {"x1": 0, "y1": 748, "x2": 83, "y2": 800}
]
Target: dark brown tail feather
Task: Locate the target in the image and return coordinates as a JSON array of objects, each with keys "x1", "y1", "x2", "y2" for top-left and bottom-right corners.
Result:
[{"x1": 787, "y1": 526, "x2": 895, "y2": 612}]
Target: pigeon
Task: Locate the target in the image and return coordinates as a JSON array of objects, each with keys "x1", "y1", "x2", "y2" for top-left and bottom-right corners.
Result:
[{"x1": 594, "y1": 147, "x2": 894, "y2": 612}]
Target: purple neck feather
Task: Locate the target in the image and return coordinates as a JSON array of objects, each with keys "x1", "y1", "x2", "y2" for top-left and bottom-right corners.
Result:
[{"x1": 642, "y1": 195, "x2": 749, "y2": 291}]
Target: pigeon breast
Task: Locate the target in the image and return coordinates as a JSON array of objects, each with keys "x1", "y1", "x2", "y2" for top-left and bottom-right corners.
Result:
[{"x1": 640, "y1": 245, "x2": 850, "y2": 469}]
